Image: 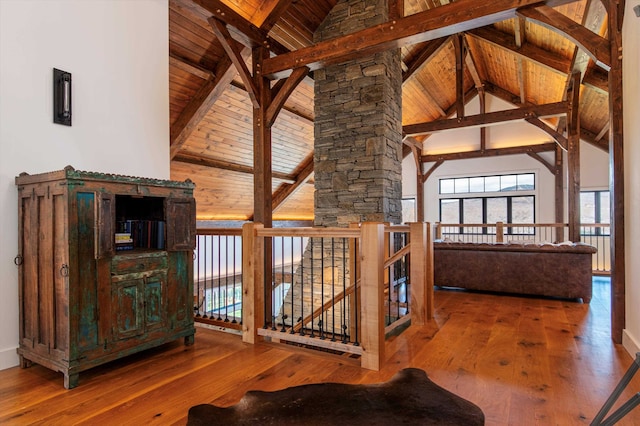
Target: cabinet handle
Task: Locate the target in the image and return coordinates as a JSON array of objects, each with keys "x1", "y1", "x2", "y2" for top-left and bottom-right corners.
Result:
[
  {"x1": 14, "y1": 255, "x2": 23, "y2": 266},
  {"x1": 60, "y1": 264, "x2": 69, "y2": 277}
]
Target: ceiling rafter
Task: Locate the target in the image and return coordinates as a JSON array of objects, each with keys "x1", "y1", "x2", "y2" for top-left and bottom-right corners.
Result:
[
  {"x1": 170, "y1": 49, "x2": 249, "y2": 159},
  {"x1": 174, "y1": 152, "x2": 304, "y2": 184},
  {"x1": 209, "y1": 17, "x2": 260, "y2": 108},
  {"x1": 402, "y1": 37, "x2": 450, "y2": 82},
  {"x1": 261, "y1": 0, "x2": 582, "y2": 79},
  {"x1": 404, "y1": 101, "x2": 569, "y2": 135},
  {"x1": 516, "y1": 4, "x2": 611, "y2": 70},
  {"x1": 421, "y1": 142, "x2": 557, "y2": 162},
  {"x1": 272, "y1": 153, "x2": 315, "y2": 212},
  {"x1": 193, "y1": 0, "x2": 289, "y2": 54}
]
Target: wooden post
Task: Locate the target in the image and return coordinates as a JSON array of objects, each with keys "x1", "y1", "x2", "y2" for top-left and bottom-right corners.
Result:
[
  {"x1": 242, "y1": 222, "x2": 264, "y2": 344},
  {"x1": 349, "y1": 223, "x2": 361, "y2": 341},
  {"x1": 435, "y1": 222, "x2": 442, "y2": 240},
  {"x1": 554, "y1": 145, "x2": 565, "y2": 242},
  {"x1": 608, "y1": 1, "x2": 625, "y2": 344},
  {"x1": 360, "y1": 222, "x2": 385, "y2": 371},
  {"x1": 410, "y1": 222, "x2": 434, "y2": 324},
  {"x1": 496, "y1": 222, "x2": 504, "y2": 243},
  {"x1": 567, "y1": 72, "x2": 581, "y2": 242}
]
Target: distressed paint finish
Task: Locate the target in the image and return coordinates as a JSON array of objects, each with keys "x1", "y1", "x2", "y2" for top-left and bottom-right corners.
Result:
[{"x1": 15, "y1": 167, "x2": 196, "y2": 388}]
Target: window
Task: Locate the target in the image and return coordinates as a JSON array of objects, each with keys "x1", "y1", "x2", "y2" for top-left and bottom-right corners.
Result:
[
  {"x1": 439, "y1": 173, "x2": 536, "y2": 235},
  {"x1": 439, "y1": 173, "x2": 535, "y2": 195},
  {"x1": 580, "y1": 190, "x2": 610, "y2": 236}
]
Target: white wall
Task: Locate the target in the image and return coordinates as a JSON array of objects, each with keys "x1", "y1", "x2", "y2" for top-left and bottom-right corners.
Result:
[
  {"x1": 623, "y1": 0, "x2": 640, "y2": 356},
  {"x1": 0, "y1": 0, "x2": 169, "y2": 370}
]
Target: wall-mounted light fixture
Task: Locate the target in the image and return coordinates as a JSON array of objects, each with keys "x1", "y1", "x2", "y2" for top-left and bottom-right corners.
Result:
[
  {"x1": 634, "y1": 4, "x2": 640, "y2": 17},
  {"x1": 53, "y1": 68, "x2": 72, "y2": 126}
]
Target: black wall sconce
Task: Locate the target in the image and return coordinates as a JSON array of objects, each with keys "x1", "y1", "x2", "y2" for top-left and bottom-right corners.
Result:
[{"x1": 53, "y1": 68, "x2": 72, "y2": 126}]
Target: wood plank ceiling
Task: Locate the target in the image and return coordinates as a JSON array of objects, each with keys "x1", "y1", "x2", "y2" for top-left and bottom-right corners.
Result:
[{"x1": 168, "y1": 0, "x2": 610, "y2": 221}]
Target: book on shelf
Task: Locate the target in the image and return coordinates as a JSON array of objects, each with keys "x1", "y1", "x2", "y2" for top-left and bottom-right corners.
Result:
[{"x1": 116, "y1": 220, "x2": 166, "y2": 250}]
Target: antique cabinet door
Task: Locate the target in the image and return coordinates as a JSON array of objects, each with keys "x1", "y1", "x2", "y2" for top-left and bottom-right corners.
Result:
[
  {"x1": 165, "y1": 197, "x2": 196, "y2": 251},
  {"x1": 17, "y1": 181, "x2": 69, "y2": 362},
  {"x1": 96, "y1": 192, "x2": 116, "y2": 258}
]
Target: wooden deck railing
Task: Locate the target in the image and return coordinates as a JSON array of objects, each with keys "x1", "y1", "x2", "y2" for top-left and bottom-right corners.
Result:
[{"x1": 241, "y1": 222, "x2": 434, "y2": 371}]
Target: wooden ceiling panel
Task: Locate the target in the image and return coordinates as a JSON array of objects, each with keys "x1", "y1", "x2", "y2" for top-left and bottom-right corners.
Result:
[
  {"x1": 402, "y1": 79, "x2": 445, "y2": 125},
  {"x1": 171, "y1": 162, "x2": 255, "y2": 220},
  {"x1": 414, "y1": 40, "x2": 457, "y2": 110},
  {"x1": 170, "y1": 0, "x2": 226, "y2": 69},
  {"x1": 523, "y1": 61, "x2": 566, "y2": 105},
  {"x1": 167, "y1": 0, "x2": 610, "y2": 222},
  {"x1": 273, "y1": 184, "x2": 315, "y2": 221},
  {"x1": 580, "y1": 87, "x2": 609, "y2": 136},
  {"x1": 475, "y1": 41, "x2": 521, "y2": 100}
]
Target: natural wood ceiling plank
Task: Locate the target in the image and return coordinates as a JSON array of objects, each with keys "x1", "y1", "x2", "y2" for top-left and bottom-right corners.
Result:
[
  {"x1": 402, "y1": 37, "x2": 450, "y2": 83},
  {"x1": 169, "y1": 53, "x2": 214, "y2": 80},
  {"x1": 261, "y1": 0, "x2": 581, "y2": 79},
  {"x1": 516, "y1": 4, "x2": 611, "y2": 70},
  {"x1": 170, "y1": 49, "x2": 248, "y2": 159},
  {"x1": 467, "y1": 27, "x2": 572, "y2": 75}
]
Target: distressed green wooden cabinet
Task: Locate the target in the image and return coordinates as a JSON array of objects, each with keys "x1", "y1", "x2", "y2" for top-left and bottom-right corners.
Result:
[{"x1": 15, "y1": 166, "x2": 196, "y2": 389}]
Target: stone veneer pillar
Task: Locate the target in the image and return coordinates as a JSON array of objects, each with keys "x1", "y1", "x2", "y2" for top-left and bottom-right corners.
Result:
[
  {"x1": 313, "y1": 0, "x2": 403, "y2": 227},
  {"x1": 280, "y1": 0, "x2": 402, "y2": 334}
]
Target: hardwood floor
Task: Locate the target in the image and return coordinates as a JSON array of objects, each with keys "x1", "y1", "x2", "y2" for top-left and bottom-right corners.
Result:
[{"x1": 1, "y1": 279, "x2": 639, "y2": 425}]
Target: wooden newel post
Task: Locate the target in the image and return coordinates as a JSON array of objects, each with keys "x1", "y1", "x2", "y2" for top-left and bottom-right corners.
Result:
[
  {"x1": 242, "y1": 222, "x2": 264, "y2": 344},
  {"x1": 496, "y1": 222, "x2": 504, "y2": 243},
  {"x1": 410, "y1": 222, "x2": 434, "y2": 324},
  {"x1": 360, "y1": 222, "x2": 385, "y2": 371}
]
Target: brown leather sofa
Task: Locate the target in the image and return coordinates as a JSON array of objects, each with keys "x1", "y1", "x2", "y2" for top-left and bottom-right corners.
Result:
[{"x1": 433, "y1": 241, "x2": 597, "y2": 303}]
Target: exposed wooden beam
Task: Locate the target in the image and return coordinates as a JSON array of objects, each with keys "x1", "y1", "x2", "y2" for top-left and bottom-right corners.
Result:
[
  {"x1": 462, "y1": 37, "x2": 484, "y2": 89},
  {"x1": 261, "y1": 0, "x2": 581, "y2": 79},
  {"x1": 389, "y1": 0, "x2": 405, "y2": 20},
  {"x1": 266, "y1": 66, "x2": 310, "y2": 127},
  {"x1": 169, "y1": 53, "x2": 213, "y2": 80},
  {"x1": 514, "y1": 16, "x2": 527, "y2": 104},
  {"x1": 608, "y1": 0, "x2": 625, "y2": 343},
  {"x1": 170, "y1": 50, "x2": 248, "y2": 159},
  {"x1": 209, "y1": 17, "x2": 260, "y2": 108},
  {"x1": 253, "y1": 46, "x2": 273, "y2": 227},
  {"x1": 581, "y1": 126, "x2": 610, "y2": 152},
  {"x1": 467, "y1": 27, "x2": 572, "y2": 75},
  {"x1": 173, "y1": 153, "x2": 298, "y2": 184},
  {"x1": 423, "y1": 160, "x2": 444, "y2": 183},
  {"x1": 595, "y1": 121, "x2": 610, "y2": 141},
  {"x1": 402, "y1": 37, "x2": 450, "y2": 82},
  {"x1": 527, "y1": 152, "x2": 556, "y2": 174},
  {"x1": 193, "y1": 0, "x2": 288, "y2": 54},
  {"x1": 453, "y1": 34, "x2": 465, "y2": 118},
  {"x1": 525, "y1": 117, "x2": 568, "y2": 150},
  {"x1": 404, "y1": 101, "x2": 568, "y2": 135},
  {"x1": 516, "y1": 4, "x2": 611, "y2": 70},
  {"x1": 567, "y1": 72, "x2": 581, "y2": 242},
  {"x1": 421, "y1": 142, "x2": 556, "y2": 162},
  {"x1": 272, "y1": 154, "x2": 314, "y2": 211},
  {"x1": 230, "y1": 80, "x2": 315, "y2": 124},
  {"x1": 255, "y1": 0, "x2": 293, "y2": 31},
  {"x1": 583, "y1": 67, "x2": 609, "y2": 94}
]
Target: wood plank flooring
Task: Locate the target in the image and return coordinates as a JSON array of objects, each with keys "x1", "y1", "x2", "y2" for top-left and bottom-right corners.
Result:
[{"x1": 1, "y1": 279, "x2": 639, "y2": 425}]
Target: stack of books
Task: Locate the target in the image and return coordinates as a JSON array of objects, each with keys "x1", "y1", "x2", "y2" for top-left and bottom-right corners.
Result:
[
  {"x1": 116, "y1": 220, "x2": 166, "y2": 250},
  {"x1": 115, "y1": 233, "x2": 134, "y2": 251}
]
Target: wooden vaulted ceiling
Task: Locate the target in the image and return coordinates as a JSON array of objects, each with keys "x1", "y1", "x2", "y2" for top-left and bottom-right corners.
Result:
[{"x1": 168, "y1": 0, "x2": 612, "y2": 221}]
